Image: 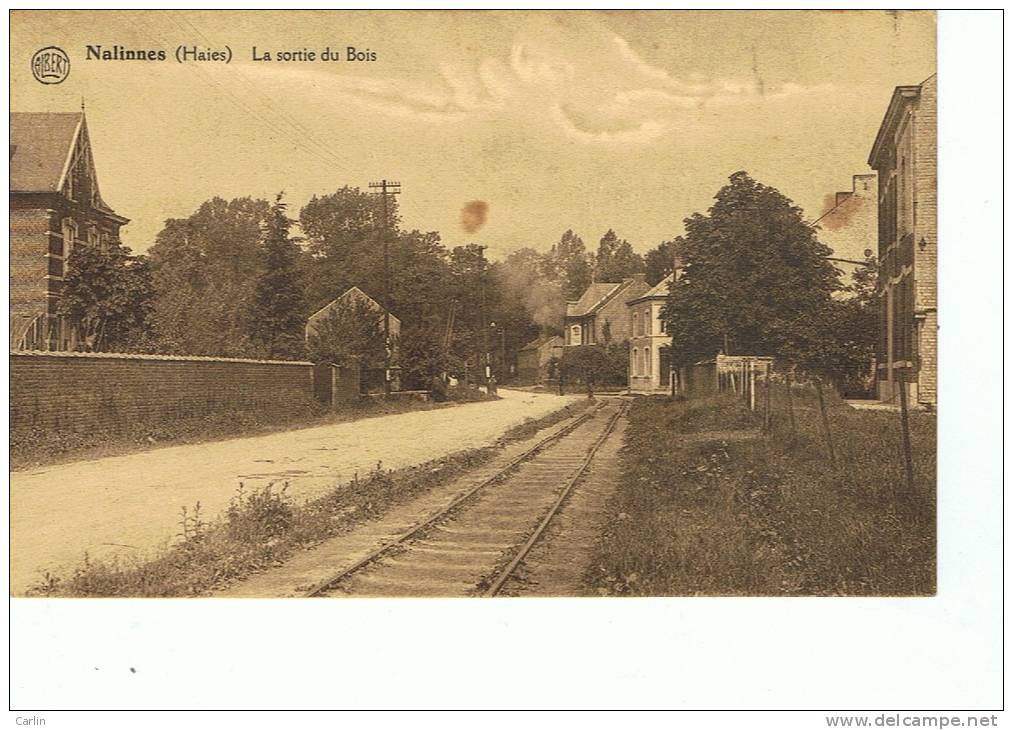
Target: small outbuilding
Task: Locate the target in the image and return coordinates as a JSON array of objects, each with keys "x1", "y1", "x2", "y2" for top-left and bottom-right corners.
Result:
[{"x1": 516, "y1": 335, "x2": 564, "y2": 384}]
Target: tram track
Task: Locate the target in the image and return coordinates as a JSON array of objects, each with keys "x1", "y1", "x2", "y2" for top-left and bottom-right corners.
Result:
[{"x1": 306, "y1": 398, "x2": 628, "y2": 598}]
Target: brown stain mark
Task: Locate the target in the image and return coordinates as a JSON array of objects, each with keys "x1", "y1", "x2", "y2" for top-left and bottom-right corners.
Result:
[
  {"x1": 460, "y1": 200, "x2": 489, "y2": 234},
  {"x1": 820, "y1": 194, "x2": 866, "y2": 231}
]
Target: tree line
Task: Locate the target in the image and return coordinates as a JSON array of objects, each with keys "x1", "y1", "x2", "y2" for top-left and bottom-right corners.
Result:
[
  {"x1": 60, "y1": 186, "x2": 679, "y2": 387},
  {"x1": 60, "y1": 172, "x2": 877, "y2": 392}
]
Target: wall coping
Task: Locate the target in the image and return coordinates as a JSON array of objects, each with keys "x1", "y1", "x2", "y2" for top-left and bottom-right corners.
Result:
[{"x1": 10, "y1": 350, "x2": 313, "y2": 366}]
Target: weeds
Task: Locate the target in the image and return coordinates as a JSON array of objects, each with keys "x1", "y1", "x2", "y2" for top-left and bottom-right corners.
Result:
[
  {"x1": 28, "y1": 399, "x2": 593, "y2": 597},
  {"x1": 587, "y1": 393, "x2": 935, "y2": 596}
]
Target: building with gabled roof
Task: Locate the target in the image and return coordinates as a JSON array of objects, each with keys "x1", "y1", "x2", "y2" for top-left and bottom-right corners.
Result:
[
  {"x1": 564, "y1": 275, "x2": 650, "y2": 347},
  {"x1": 305, "y1": 285, "x2": 402, "y2": 351},
  {"x1": 10, "y1": 111, "x2": 129, "y2": 350}
]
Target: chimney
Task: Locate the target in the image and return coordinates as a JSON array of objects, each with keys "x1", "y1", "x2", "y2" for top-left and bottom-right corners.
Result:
[{"x1": 853, "y1": 173, "x2": 877, "y2": 195}]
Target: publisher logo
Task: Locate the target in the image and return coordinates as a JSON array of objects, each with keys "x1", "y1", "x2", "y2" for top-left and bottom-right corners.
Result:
[{"x1": 31, "y1": 47, "x2": 70, "y2": 84}]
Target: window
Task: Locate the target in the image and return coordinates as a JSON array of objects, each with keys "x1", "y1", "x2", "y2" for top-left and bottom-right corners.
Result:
[
  {"x1": 659, "y1": 317, "x2": 667, "y2": 334},
  {"x1": 633, "y1": 312, "x2": 639, "y2": 337},
  {"x1": 570, "y1": 324, "x2": 581, "y2": 345},
  {"x1": 636, "y1": 348, "x2": 643, "y2": 376},
  {"x1": 644, "y1": 309, "x2": 651, "y2": 335},
  {"x1": 645, "y1": 347, "x2": 652, "y2": 376},
  {"x1": 60, "y1": 219, "x2": 77, "y2": 277}
]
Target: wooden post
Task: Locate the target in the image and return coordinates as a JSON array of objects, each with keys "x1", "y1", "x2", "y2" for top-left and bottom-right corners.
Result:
[
  {"x1": 749, "y1": 361, "x2": 756, "y2": 411},
  {"x1": 785, "y1": 370, "x2": 796, "y2": 436},
  {"x1": 763, "y1": 367, "x2": 772, "y2": 433},
  {"x1": 898, "y1": 374, "x2": 915, "y2": 495},
  {"x1": 814, "y1": 377, "x2": 837, "y2": 468}
]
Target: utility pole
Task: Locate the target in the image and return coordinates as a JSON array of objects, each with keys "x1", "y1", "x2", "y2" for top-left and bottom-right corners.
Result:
[
  {"x1": 477, "y1": 245, "x2": 490, "y2": 392},
  {"x1": 369, "y1": 179, "x2": 401, "y2": 395}
]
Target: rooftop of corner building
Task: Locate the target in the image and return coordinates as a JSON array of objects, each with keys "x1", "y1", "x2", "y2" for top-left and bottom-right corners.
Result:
[{"x1": 9, "y1": 112, "x2": 85, "y2": 193}]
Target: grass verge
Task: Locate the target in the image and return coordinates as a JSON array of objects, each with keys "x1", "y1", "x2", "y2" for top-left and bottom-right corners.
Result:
[
  {"x1": 586, "y1": 390, "x2": 935, "y2": 596},
  {"x1": 27, "y1": 398, "x2": 591, "y2": 597}
]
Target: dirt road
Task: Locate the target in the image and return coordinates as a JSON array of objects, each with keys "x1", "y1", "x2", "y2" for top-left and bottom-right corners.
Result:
[{"x1": 10, "y1": 389, "x2": 581, "y2": 595}]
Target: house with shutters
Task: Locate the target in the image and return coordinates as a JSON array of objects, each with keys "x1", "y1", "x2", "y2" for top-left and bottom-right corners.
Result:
[{"x1": 10, "y1": 111, "x2": 129, "y2": 351}]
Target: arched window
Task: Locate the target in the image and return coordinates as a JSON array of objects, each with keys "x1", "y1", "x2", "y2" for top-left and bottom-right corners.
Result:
[
  {"x1": 645, "y1": 347, "x2": 652, "y2": 376},
  {"x1": 644, "y1": 308, "x2": 652, "y2": 335},
  {"x1": 632, "y1": 311, "x2": 639, "y2": 337}
]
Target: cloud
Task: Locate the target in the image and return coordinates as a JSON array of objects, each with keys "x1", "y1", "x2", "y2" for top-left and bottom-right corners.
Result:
[{"x1": 246, "y1": 25, "x2": 828, "y2": 146}]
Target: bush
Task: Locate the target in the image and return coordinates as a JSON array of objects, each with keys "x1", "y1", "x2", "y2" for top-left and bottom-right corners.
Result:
[{"x1": 560, "y1": 343, "x2": 629, "y2": 394}]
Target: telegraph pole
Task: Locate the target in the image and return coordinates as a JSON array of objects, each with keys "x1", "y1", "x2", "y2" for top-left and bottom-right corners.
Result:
[
  {"x1": 369, "y1": 179, "x2": 401, "y2": 396},
  {"x1": 478, "y1": 245, "x2": 490, "y2": 392}
]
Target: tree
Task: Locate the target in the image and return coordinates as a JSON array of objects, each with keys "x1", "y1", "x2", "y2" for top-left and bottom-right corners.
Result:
[
  {"x1": 299, "y1": 186, "x2": 398, "y2": 313},
  {"x1": 644, "y1": 238, "x2": 682, "y2": 286},
  {"x1": 594, "y1": 229, "x2": 644, "y2": 282},
  {"x1": 148, "y1": 196, "x2": 270, "y2": 356},
  {"x1": 662, "y1": 171, "x2": 842, "y2": 369},
  {"x1": 398, "y1": 324, "x2": 456, "y2": 391},
  {"x1": 305, "y1": 297, "x2": 386, "y2": 367},
  {"x1": 59, "y1": 241, "x2": 155, "y2": 352},
  {"x1": 543, "y1": 230, "x2": 592, "y2": 300},
  {"x1": 251, "y1": 194, "x2": 305, "y2": 359},
  {"x1": 816, "y1": 255, "x2": 879, "y2": 394}
]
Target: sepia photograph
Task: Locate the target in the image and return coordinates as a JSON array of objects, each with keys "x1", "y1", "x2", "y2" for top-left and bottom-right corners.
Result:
[
  {"x1": 6, "y1": 6, "x2": 1003, "y2": 719},
  {"x1": 10, "y1": 9, "x2": 938, "y2": 600}
]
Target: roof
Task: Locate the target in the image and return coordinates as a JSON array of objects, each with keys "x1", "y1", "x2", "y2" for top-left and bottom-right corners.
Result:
[
  {"x1": 868, "y1": 74, "x2": 935, "y2": 168},
  {"x1": 9, "y1": 112, "x2": 83, "y2": 193},
  {"x1": 565, "y1": 282, "x2": 624, "y2": 318},
  {"x1": 627, "y1": 274, "x2": 674, "y2": 305},
  {"x1": 307, "y1": 286, "x2": 401, "y2": 327}
]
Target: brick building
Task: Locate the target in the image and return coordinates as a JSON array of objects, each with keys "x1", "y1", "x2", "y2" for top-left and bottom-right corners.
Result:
[
  {"x1": 564, "y1": 276, "x2": 650, "y2": 347},
  {"x1": 627, "y1": 274, "x2": 675, "y2": 393},
  {"x1": 868, "y1": 74, "x2": 937, "y2": 407},
  {"x1": 813, "y1": 173, "x2": 878, "y2": 295},
  {"x1": 10, "y1": 111, "x2": 129, "y2": 351}
]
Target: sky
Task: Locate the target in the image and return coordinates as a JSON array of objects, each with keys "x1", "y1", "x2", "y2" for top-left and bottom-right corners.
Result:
[{"x1": 10, "y1": 10, "x2": 936, "y2": 261}]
